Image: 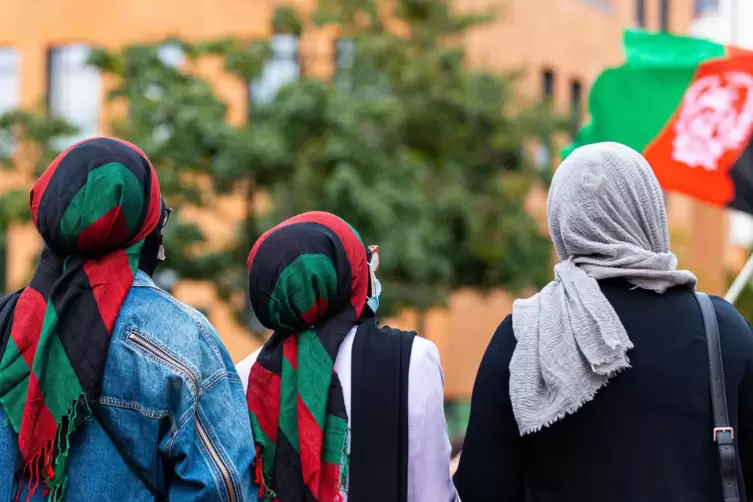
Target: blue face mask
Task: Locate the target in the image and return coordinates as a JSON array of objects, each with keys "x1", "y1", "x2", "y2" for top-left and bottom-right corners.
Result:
[{"x1": 367, "y1": 277, "x2": 382, "y2": 313}]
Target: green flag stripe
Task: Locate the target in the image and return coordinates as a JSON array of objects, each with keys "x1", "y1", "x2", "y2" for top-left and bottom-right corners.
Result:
[
  {"x1": 584, "y1": 66, "x2": 700, "y2": 153},
  {"x1": 0, "y1": 338, "x2": 30, "y2": 431},
  {"x1": 269, "y1": 254, "x2": 338, "y2": 329},
  {"x1": 321, "y1": 414, "x2": 348, "y2": 465},
  {"x1": 33, "y1": 302, "x2": 84, "y2": 420},
  {"x1": 295, "y1": 331, "x2": 334, "y2": 430},
  {"x1": 59, "y1": 162, "x2": 145, "y2": 244},
  {"x1": 623, "y1": 30, "x2": 725, "y2": 67},
  {"x1": 566, "y1": 30, "x2": 728, "y2": 158},
  {"x1": 278, "y1": 357, "x2": 300, "y2": 452},
  {"x1": 249, "y1": 415, "x2": 278, "y2": 474}
]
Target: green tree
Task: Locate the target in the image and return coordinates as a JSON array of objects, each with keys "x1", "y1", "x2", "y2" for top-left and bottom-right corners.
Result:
[
  {"x1": 249, "y1": 0, "x2": 558, "y2": 324},
  {"x1": 0, "y1": 0, "x2": 559, "y2": 332}
]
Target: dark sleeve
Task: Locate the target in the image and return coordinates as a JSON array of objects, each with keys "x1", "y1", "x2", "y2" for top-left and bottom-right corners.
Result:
[
  {"x1": 711, "y1": 296, "x2": 753, "y2": 497},
  {"x1": 737, "y1": 320, "x2": 753, "y2": 495},
  {"x1": 453, "y1": 314, "x2": 524, "y2": 502}
]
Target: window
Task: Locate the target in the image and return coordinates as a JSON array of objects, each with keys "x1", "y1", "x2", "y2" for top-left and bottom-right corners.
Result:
[
  {"x1": 635, "y1": 0, "x2": 646, "y2": 28},
  {"x1": 694, "y1": 0, "x2": 719, "y2": 17},
  {"x1": 149, "y1": 44, "x2": 185, "y2": 144},
  {"x1": 333, "y1": 38, "x2": 389, "y2": 96},
  {"x1": 729, "y1": 211, "x2": 753, "y2": 247},
  {"x1": 542, "y1": 69, "x2": 555, "y2": 101},
  {"x1": 141, "y1": 43, "x2": 184, "y2": 102},
  {"x1": 334, "y1": 38, "x2": 354, "y2": 91},
  {"x1": 570, "y1": 79, "x2": 583, "y2": 137},
  {"x1": 576, "y1": 0, "x2": 614, "y2": 13},
  {"x1": 0, "y1": 48, "x2": 20, "y2": 155},
  {"x1": 659, "y1": 0, "x2": 670, "y2": 31},
  {"x1": 157, "y1": 44, "x2": 184, "y2": 68},
  {"x1": 537, "y1": 69, "x2": 556, "y2": 171},
  {"x1": 47, "y1": 44, "x2": 101, "y2": 149},
  {"x1": 250, "y1": 34, "x2": 299, "y2": 105}
]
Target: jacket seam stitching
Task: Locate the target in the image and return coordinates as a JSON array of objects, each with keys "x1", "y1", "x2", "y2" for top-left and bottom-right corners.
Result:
[
  {"x1": 123, "y1": 329, "x2": 198, "y2": 429},
  {"x1": 201, "y1": 371, "x2": 230, "y2": 394},
  {"x1": 98, "y1": 397, "x2": 171, "y2": 420},
  {"x1": 130, "y1": 284, "x2": 226, "y2": 363}
]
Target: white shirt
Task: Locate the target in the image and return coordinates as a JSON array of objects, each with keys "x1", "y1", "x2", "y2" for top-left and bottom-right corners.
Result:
[{"x1": 236, "y1": 326, "x2": 458, "y2": 502}]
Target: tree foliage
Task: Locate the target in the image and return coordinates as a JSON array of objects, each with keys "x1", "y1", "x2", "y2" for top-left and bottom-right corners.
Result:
[{"x1": 0, "y1": 0, "x2": 560, "y2": 327}]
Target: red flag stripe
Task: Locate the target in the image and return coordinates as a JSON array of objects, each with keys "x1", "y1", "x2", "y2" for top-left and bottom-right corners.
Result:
[
  {"x1": 82, "y1": 250, "x2": 134, "y2": 333},
  {"x1": 283, "y1": 336, "x2": 299, "y2": 370},
  {"x1": 76, "y1": 205, "x2": 130, "y2": 251},
  {"x1": 297, "y1": 394, "x2": 323, "y2": 499},
  {"x1": 319, "y1": 461, "x2": 342, "y2": 502},
  {"x1": 301, "y1": 298, "x2": 329, "y2": 327},
  {"x1": 17, "y1": 373, "x2": 57, "y2": 462},
  {"x1": 12, "y1": 288, "x2": 48, "y2": 367},
  {"x1": 247, "y1": 363, "x2": 281, "y2": 442}
]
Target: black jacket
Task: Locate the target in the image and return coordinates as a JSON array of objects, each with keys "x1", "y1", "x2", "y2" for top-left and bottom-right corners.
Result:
[{"x1": 454, "y1": 278, "x2": 753, "y2": 502}]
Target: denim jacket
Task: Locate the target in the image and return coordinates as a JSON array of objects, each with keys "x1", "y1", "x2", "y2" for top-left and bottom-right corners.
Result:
[{"x1": 0, "y1": 270, "x2": 258, "y2": 501}]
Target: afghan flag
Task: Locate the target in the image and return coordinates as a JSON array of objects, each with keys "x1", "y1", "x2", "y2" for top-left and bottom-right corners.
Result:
[{"x1": 565, "y1": 30, "x2": 753, "y2": 214}]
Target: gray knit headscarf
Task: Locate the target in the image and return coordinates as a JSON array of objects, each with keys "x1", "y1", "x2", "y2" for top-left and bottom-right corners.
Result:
[{"x1": 510, "y1": 142, "x2": 697, "y2": 435}]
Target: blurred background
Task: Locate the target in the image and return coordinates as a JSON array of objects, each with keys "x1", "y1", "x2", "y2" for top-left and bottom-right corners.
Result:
[{"x1": 0, "y1": 0, "x2": 746, "y2": 452}]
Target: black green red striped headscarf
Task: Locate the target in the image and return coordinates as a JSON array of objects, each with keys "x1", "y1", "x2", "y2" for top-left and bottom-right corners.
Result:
[
  {"x1": 246, "y1": 211, "x2": 370, "y2": 502},
  {"x1": 0, "y1": 137, "x2": 162, "y2": 500}
]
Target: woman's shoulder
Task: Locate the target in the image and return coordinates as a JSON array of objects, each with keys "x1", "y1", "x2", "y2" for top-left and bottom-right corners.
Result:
[
  {"x1": 709, "y1": 295, "x2": 753, "y2": 353},
  {"x1": 470, "y1": 314, "x2": 518, "y2": 377},
  {"x1": 491, "y1": 314, "x2": 516, "y2": 353},
  {"x1": 235, "y1": 348, "x2": 262, "y2": 393},
  {"x1": 409, "y1": 335, "x2": 440, "y2": 365}
]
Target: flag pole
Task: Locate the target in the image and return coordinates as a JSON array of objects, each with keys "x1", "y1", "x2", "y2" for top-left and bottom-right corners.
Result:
[{"x1": 725, "y1": 251, "x2": 753, "y2": 304}]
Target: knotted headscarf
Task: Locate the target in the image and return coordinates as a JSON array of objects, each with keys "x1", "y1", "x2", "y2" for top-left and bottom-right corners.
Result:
[
  {"x1": 510, "y1": 142, "x2": 697, "y2": 435},
  {"x1": 246, "y1": 211, "x2": 370, "y2": 502},
  {"x1": 0, "y1": 137, "x2": 162, "y2": 500}
]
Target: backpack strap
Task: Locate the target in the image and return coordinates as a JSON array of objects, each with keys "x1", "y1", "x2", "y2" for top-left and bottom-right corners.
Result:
[{"x1": 695, "y1": 292, "x2": 741, "y2": 502}]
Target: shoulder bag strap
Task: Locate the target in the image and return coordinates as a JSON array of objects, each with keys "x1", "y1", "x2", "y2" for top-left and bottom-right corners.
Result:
[
  {"x1": 91, "y1": 407, "x2": 168, "y2": 501},
  {"x1": 695, "y1": 292, "x2": 741, "y2": 502}
]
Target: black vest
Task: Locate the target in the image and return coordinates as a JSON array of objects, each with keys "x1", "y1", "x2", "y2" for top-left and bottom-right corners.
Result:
[{"x1": 348, "y1": 319, "x2": 415, "y2": 502}]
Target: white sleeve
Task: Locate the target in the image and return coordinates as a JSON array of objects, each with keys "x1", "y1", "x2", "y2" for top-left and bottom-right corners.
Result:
[{"x1": 235, "y1": 348, "x2": 261, "y2": 394}]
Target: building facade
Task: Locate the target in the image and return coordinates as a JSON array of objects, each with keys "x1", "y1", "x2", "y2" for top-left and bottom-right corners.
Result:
[{"x1": 0, "y1": 0, "x2": 706, "y2": 416}]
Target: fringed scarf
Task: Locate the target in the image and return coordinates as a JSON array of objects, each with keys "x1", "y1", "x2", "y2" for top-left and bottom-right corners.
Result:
[
  {"x1": 246, "y1": 211, "x2": 370, "y2": 502},
  {"x1": 0, "y1": 137, "x2": 162, "y2": 500}
]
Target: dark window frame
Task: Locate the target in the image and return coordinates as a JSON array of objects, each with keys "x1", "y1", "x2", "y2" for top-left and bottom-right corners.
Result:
[
  {"x1": 660, "y1": 0, "x2": 670, "y2": 31},
  {"x1": 635, "y1": 0, "x2": 646, "y2": 28},
  {"x1": 570, "y1": 79, "x2": 583, "y2": 138},
  {"x1": 249, "y1": 33, "x2": 301, "y2": 106},
  {"x1": 0, "y1": 47, "x2": 19, "y2": 156},
  {"x1": 542, "y1": 68, "x2": 555, "y2": 101},
  {"x1": 46, "y1": 44, "x2": 101, "y2": 147},
  {"x1": 334, "y1": 38, "x2": 354, "y2": 91},
  {"x1": 693, "y1": 0, "x2": 719, "y2": 17}
]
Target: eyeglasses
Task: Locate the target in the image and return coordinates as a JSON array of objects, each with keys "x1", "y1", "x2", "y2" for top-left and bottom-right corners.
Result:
[{"x1": 161, "y1": 207, "x2": 173, "y2": 229}]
